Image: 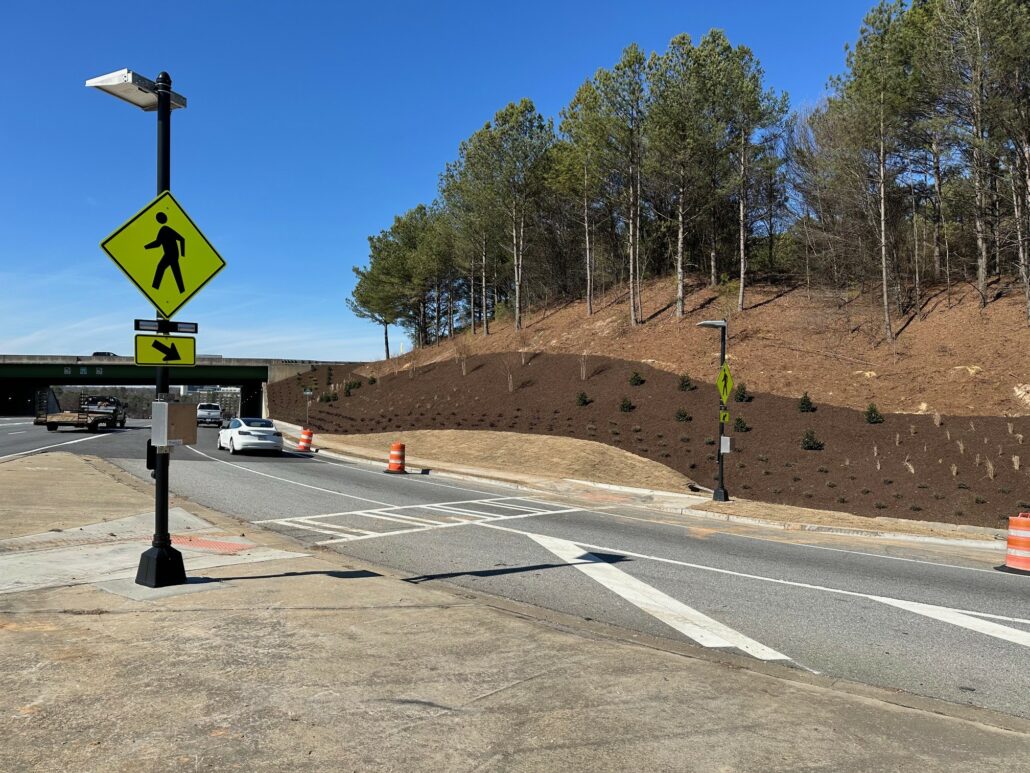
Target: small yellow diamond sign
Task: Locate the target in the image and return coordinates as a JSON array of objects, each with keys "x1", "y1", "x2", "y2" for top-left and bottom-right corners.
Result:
[
  {"x1": 134, "y1": 334, "x2": 196, "y2": 366},
  {"x1": 719, "y1": 410, "x2": 730, "y2": 424},
  {"x1": 101, "y1": 191, "x2": 226, "y2": 319},
  {"x1": 717, "y1": 362, "x2": 734, "y2": 405}
]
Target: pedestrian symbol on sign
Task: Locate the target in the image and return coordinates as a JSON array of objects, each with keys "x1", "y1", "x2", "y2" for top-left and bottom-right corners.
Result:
[{"x1": 145, "y1": 212, "x2": 186, "y2": 294}]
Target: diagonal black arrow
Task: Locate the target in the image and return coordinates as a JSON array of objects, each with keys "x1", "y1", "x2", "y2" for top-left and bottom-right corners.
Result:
[{"x1": 151, "y1": 340, "x2": 181, "y2": 362}]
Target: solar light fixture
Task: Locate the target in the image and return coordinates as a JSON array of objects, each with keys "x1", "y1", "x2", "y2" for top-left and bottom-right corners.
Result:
[{"x1": 85, "y1": 68, "x2": 187, "y2": 111}]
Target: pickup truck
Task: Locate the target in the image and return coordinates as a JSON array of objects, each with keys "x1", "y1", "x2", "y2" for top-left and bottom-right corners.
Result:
[
  {"x1": 196, "y1": 402, "x2": 222, "y2": 426},
  {"x1": 39, "y1": 394, "x2": 127, "y2": 432}
]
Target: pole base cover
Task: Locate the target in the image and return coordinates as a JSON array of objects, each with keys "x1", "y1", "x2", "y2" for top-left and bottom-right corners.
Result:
[
  {"x1": 713, "y1": 488, "x2": 730, "y2": 502},
  {"x1": 135, "y1": 544, "x2": 187, "y2": 587}
]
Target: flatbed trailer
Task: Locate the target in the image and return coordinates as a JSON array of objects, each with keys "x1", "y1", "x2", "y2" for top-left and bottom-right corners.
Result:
[{"x1": 36, "y1": 393, "x2": 127, "y2": 432}]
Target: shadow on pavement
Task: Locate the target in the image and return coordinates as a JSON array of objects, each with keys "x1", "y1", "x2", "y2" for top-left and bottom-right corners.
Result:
[
  {"x1": 404, "y1": 552, "x2": 629, "y2": 584},
  {"x1": 189, "y1": 569, "x2": 381, "y2": 583}
]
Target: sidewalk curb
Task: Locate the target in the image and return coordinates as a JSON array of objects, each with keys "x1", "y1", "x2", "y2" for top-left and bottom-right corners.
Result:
[{"x1": 274, "y1": 421, "x2": 1005, "y2": 551}]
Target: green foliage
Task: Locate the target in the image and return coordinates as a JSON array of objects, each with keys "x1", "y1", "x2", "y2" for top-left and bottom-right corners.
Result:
[
  {"x1": 678, "y1": 374, "x2": 696, "y2": 391},
  {"x1": 368, "y1": 376, "x2": 377, "y2": 385},
  {"x1": 733, "y1": 416, "x2": 750, "y2": 432},
  {"x1": 576, "y1": 391, "x2": 591, "y2": 406},
  {"x1": 675, "y1": 409, "x2": 692, "y2": 422},
  {"x1": 628, "y1": 371, "x2": 645, "y2": 386},
  {"x1": 619, "y1": 396, "x2": 635, "y2": 412},
  {"x1": 798, "y1": 392, "x2": 815, "y2": 413},
  {"x1": 733, "y1": 383, "x2": 752, "y2": 403},
  {"x1": 801, "y1": 429, "x2": 824, "y2": 450},
  {"x1": 865, "y1": 403, "x2": 885, "y2": 424}
]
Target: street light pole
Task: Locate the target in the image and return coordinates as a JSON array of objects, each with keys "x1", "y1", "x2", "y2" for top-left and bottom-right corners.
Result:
[
  {"x1": 714, "y1": 323, "x2": 728, "y2": 502},
  {"x1": 697, "y1": 319, "x2": 730, "y2": 502},
  {"x1": 136, "y1": 72, "x2": 186, "y2": 587}
]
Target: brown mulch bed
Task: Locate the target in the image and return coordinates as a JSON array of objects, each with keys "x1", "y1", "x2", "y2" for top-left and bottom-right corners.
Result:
[{"x1": 269, "y1": 353, "x2": 1030, "y2": 529}]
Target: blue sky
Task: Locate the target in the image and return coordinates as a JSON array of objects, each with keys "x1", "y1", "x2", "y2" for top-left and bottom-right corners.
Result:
[{"x1": 0, "y1": 1, "x2": 870, "y2": 361}]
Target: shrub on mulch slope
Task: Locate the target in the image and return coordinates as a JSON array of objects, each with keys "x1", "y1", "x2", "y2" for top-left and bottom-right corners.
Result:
[{"x1": 268, "y1": 353, "x2": 1028, "y2": 529}]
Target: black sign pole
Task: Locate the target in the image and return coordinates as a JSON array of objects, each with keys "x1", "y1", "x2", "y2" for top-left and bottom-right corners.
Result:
[{"x1": 136, "y1": 71, "x2": 186, "y2": 587}]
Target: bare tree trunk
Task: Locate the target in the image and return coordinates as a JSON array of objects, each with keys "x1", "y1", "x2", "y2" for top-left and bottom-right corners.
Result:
[
  {"x1": 932, "y1": 140, "x2": 943, "y2": 279},
  {"x1": 469, "y1": 263, "x2": 476, "y2": 335},
  {"x1": 676, "y1": 181, "x2": 685, "y2": 318},
  {"x1": 1013, "y1": 156, "x2": 1030, "y2": 324},
  {"x1": 709, "y1": 219, "x2": 717, "y2": 289},
  {"x1": 584, "y1": 160, "x2": 593, "y2": 317},
  {"x1": 447, "y1": 287, "x2": 454, "y2": 339},
  {"x1": 383, "y1": 322, "x2": 390, "y2": 360},
  {"x1": 912, "y1": 187, "x2": 921, "y2": 315},
  {"x1": 991, "y1": 159, "x2": 1002, "y2": 276},
  {"x1": 481, "y1": 237, "x2": 489, "y2": 336},
  {"x1": 630, "y1": 164, "x2": 638, "y2": 321},
  {"x1": 512, "y1": 211, "x2": 524, "y2": 331},
  {"x1": 434, "y1": 280, "x2": 441, "y2": 344},
  {"x1": 972, "y1": 24, "x2": 989, "y2": 307},
  {"x1": 879, "y1": 108, "x2": 894, "y2": 341},
  {"x1": 737, "y1": 133, "x2": 748, "y2": 312},
  {"x1": 628, "y1": 164, "x2": 638, "y2": 325}
]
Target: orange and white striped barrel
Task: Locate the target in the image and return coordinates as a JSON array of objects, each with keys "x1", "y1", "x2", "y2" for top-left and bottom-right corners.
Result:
[
  {"x1": 296, "y1": 428, "x2": 313, "y2": 452},
  {"x1": 1003, "y1": 513, "x2": 1030, "y2": 573},
  {"x1": 385, "y1": 442, "x2": 406, "y2": 474}
]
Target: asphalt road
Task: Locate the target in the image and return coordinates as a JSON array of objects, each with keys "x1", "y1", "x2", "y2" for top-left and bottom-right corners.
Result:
[{"x1": 4, "y1": 420, "x2": 1030, "y2": 719}]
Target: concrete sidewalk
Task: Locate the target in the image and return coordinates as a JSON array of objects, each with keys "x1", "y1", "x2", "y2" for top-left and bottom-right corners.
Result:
[{"x1": 2, "y1": 452, "x2": 1028, "y2": 771}]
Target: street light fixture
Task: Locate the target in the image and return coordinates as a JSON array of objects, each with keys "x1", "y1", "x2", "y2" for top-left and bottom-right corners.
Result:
[
  {"x1": 87, "y1": 67, "x2": 186, "y2": 588},
  {"x1": 697, "y1": 319, "x2": 729, "y2": 502},
  {"x1": 85, "y1": 69, "x2": 186, "y2": 111}
]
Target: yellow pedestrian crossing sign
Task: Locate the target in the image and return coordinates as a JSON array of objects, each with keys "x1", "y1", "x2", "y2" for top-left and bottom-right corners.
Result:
[
  {"x1": 717, "y1": 362, "x2": 734, "y2": 405},
  {"x1": 134, "y1": 334, "x2": 196, "y2": 366},
  {"x1": 101, "y1": 191, "x2": 226, "y2": 319},
  {"x1": 720, "y1": 410, "x2": 730, "y2": 424}
]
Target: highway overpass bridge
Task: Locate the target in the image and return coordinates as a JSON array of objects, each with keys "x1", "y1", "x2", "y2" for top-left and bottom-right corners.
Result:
[{"x1": 0, "y1": 355, "x2": 355, "y2": 417}]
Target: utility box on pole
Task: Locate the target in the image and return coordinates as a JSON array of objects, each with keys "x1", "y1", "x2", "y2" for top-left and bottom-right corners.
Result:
[{"x1": 151, "y1": 402, "x2": 197, "y2": 448}]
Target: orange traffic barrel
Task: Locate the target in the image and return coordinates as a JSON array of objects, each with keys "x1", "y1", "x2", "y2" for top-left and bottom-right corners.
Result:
[
  {"x1": 296, "y1": 428, "x2": 314, "y2": 453},
  {"x1": 385, "y1": 442, "x2": 406, "y2": 474},
  {"x1": 1001, "y1": 513, "x2": 1030, "y2": 574}
]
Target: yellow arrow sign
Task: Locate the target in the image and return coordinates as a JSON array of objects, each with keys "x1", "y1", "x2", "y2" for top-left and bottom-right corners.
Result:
[
  {"x1": 102, "y1": 191, "x2": 226, "y2": 319},
  {"x1": 719, "y1": 410, "x2": 730, "y2": 424},
  {"x1": 134, "y1": 334, "x2": 196, "y2": 366},
  {"x1": 717, "y1": 362, "x2": 734, "y2": 404}
]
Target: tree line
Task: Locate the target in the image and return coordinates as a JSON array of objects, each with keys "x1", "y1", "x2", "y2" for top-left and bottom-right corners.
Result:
[{"x1": 349, "y1": 0, "x2": 1030, "y2": 358}]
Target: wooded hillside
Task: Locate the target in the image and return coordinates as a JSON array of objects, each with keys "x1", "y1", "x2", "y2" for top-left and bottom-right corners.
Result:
[{"x1": 349, "y1": 0, "x2": 1030, "y2": 360}]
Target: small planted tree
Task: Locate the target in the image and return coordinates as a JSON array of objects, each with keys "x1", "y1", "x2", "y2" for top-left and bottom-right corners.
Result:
[
  {"x1": 864, "y1": 403, "x2": 885, "y2": 424},
  {"x1": 619, "y1": 396, "x2": 635, "y2": 413},
  {"x1": 576, "y1": 391, "x2": 591, "y2": 406},
  {"x1": 733, "y1": 416, "x2": 750, "y2": 433},
  {"x1": 629, "y1": 371, "x2": 645, "y2": 386},
  {"x1": 801, "y1": 429, "x2": 824, "y2": 450},
  {"x1": 678, "y1": 374, "x2": 696, "y2": 391},
  {"x1": 798, "y1": 392, "x2": 815, "y2": 413},
  {"x1": 675, "y1": 409, "x2": 691, "y2": 422},
  {"x1": 733, "y1": 383, "x2": 752, "y2": 403}
]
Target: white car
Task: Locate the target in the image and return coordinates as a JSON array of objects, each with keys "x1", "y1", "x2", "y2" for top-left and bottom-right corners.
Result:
[{"x1": 216, "y1": 417, "x2": 284, "y2": 455}]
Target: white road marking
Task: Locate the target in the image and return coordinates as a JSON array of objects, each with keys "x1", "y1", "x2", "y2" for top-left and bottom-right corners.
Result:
[
  {"x1": 7, "y1": 431, "x2": 27, "y2": 435},
  {"x1": 185, "y1": 446, "x2": 395, "y2": 508},
  {"x1": 0, "y1": 432, "x2": 114, "y2": 462},
  {"x1": 526, "y1": 532, "x2": 789, "y2": 661},
  {"x1": 605, "y1": 508, "x2": 1004, "y2": 572},
  {"x1": 257, "y1": 497, "x2": 583, "y2": 545},
  {"x1": 869, "y1": 596, "x2": 1030, "y2": 649},
  {"x1": 479, "y1": 523, "x2": 1030, "y2": 650}
]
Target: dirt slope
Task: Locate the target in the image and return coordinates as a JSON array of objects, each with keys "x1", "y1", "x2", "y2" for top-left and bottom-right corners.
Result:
[
  {"x1": 368, "y1": 278, "x2": 1030, "y2": 417},
  {"x1": 270, "y1": 354, "x2": 1030, "y2": 528}
]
